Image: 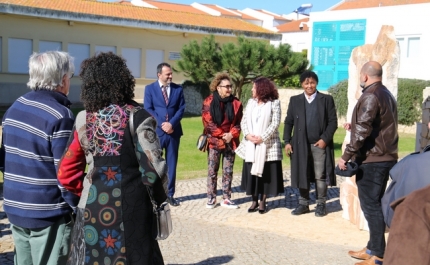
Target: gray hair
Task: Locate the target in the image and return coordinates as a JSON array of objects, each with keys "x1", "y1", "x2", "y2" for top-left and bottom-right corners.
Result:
[{"x1": 27, "y1": 51, "x2": 75, "y2": 91}]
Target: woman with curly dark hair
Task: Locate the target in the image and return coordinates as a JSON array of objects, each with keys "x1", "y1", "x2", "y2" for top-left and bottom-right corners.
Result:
[
  {"x1": 57, "y1": 52, "x2": 167, "y2": 264},
  {"x1": 236, "y1": 77, "x2": 284, "y2": 214},
  {"x1": 202, "y1": 72, "x2": 243, "y2": 209}
]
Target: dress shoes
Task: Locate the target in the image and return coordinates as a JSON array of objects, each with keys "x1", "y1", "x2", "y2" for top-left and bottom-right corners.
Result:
[
  {"x1": 355, "y1": 256, "x2": 383, "y2": 265},
  {"x1": 315, "y1": 203, "x2": 327, "y2": 217},
  {"x1": 348, "y1": 247, "x2": 372, "y2": 260},
  {"x1": 167, "y1": 196, "x2": 180, "y2": 207},
  {"x1": 291, "y1": 205, "x2": 310, "y2": 215},
  {"x1": 248, "y1": 207, "x2": 258, "y2": 213}
]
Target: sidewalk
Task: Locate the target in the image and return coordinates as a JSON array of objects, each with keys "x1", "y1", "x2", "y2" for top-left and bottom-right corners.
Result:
[{"x1": 0, "y1": 171, "x2": 369, "y2": 265}]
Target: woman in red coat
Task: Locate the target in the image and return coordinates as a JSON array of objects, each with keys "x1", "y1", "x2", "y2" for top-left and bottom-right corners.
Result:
[{"x1": 202, "y1": 72, "x2": 243, "y2": 209}]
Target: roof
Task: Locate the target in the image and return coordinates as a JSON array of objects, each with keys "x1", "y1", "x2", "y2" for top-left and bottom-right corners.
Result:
[
  {"x1": 276, "y1": 18, "x2": 309, "y2": 33},
  {"x1": 203, "y1": 4, "x2": 242, "y2": 17},
  {"x1": 255, "y1": 9, "x2": 290, "y2": 21},
  {"x1": 144, "y1": 0, "x2": 207, "y2": 14},
  {"x1": 230, "y1": 9, "x2": 259, "y2": 20},
  {"x1": 0, "y1": 0, "x2": 280, "y2": 40},
  {"x1": 331, "y1": 0, "x2": 430, "y2": 11}
]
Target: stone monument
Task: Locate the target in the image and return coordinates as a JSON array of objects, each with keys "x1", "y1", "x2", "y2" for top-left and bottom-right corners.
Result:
[{"x1": 339, "y1": 25, "x2": 400, "y2": 230}]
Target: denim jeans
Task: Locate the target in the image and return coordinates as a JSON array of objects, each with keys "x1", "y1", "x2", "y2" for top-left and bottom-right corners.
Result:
[
  {"x1": 356, "y1": 161, "x2": 396, "y2": 258},
  {"x1": 299, "y1": 144, "x2": 327, "y2": 205}
]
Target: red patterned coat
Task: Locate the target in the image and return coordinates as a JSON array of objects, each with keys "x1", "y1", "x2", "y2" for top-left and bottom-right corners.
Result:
[{"x1": 201, "y1": 94, "x2": 243, "y2": 151}]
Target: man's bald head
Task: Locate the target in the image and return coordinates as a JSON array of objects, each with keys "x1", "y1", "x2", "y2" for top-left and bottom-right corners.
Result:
[
  {"x1": 359, "y1": 61, "x2": 383, "y2": 89},
  {"x1": 361, "y1": 61, "x2": 383, "y2": 78}
]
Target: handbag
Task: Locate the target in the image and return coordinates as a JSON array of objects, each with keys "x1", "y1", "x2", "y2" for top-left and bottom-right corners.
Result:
[
  {"x1": 129, "y1": 108, "x2": 173, "y2": 240},
  {"x1": 196, "y1": 133, "x2": 209, "y2": 152}
]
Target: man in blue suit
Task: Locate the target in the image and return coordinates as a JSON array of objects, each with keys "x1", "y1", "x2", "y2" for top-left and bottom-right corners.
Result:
[{"x1": 144, "y1": 62, "x2": 185, "y2": 206}]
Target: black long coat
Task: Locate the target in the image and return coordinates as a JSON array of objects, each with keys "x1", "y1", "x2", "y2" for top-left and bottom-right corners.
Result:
[{"x1": 283, "y1": 92, "x2": 338, "y2": 189}]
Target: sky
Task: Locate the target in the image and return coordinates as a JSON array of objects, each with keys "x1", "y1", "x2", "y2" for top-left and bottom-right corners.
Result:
[{"x1": 102, "y1": 0, "x2": 342, "y2": 15}]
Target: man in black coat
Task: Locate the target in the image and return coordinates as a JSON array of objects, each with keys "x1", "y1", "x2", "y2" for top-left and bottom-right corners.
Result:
[{"x1": 283, "y1": 70, "x2": 338, "y2": 217}]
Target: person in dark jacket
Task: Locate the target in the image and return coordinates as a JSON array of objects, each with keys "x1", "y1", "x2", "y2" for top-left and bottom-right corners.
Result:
[
  {"x1": 283, "y1": 70, "x2": 338, "y2": 217},
  {"x1": 381, "y1": 146, "x2": 430, "y2": 228},
  {"x1": 339, "y1": 61, "x2": 398, "y2": 265},
  {"x1": 57, "y1": 52, "x2": 166, "y2": 264},
  {"x1": 384, "y1": 184, "x2": 430, "y2": 265}
]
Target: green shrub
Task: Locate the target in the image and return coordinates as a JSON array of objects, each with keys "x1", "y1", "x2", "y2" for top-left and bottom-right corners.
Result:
[
  {"x1": 328, "y1": 78, "x2": 430, "y2": 125},
  {"x1": 182, "y1": 80, "x2": 211, "y2": 100},
  {"x1": 328, "y1": 79, "x2": 348, "y2": 118},
  {"x1": 397, "y1": 78, "x2": 430, "y2": 125},
  {"x1": 239, "y1": 83, "x2": 253, "y2": 107},
  {"x1": 274, "y1": 74, "x2": 301, "y2": 88}
]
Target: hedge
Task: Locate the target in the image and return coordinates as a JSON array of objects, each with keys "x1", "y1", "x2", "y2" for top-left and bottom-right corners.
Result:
[{"x1": 328, "y1": 78, "x2": 430, "y2": 126}]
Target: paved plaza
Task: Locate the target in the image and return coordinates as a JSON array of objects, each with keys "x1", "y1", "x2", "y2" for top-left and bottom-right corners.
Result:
[{"x1": 0, "y1": 171, "x2": 370, "y2": 265}]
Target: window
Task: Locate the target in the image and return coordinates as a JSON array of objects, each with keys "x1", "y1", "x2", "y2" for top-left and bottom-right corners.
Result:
[
  {"x1": 68, "y1": 43, "x2": 90, "y2": 74},
  {"x1": 8, "y1": 38, "x2": 33, "y2": 73},
  {"x1": 397, "y1": 36, "x2": 420, "y2": 58},
  {"x1": 408, "y1": 37, "x2": 420, "y2": 58},
  {"x1": 95, "y1": 45, "x2": 116, "y2": 54},
  {"x1": 122, "y1": 48, "x2": 141, "y2": 78},
  {"x1": 145, "y1": 50, "x2": 164, "y2": 79},
  {"x1": 40, "y1": 41, "x2": 61, "y2": 52}
]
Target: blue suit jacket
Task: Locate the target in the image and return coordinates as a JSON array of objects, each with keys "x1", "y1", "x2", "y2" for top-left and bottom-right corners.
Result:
[{"x1": 144, "y1": 81, "x2": 185, "y2": 139}]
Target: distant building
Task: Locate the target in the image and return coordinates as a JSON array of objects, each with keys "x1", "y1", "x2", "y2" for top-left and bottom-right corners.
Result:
[
  {"x1": 309, "y1": 0, "x2": 430, "y2": 90},
  {"x1": 0, "y1": 0, "x2": 279, "y2": 105}
]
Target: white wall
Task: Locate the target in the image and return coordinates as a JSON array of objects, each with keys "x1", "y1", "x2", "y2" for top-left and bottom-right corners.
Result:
[
  {"x1": 309, "y1": 3, "x2": 430, "y2": 80},
  {"x1": 240, "y1": 8, "x2": 278, "y2": 31},
  {"x1": 281, "y1": 31, "x2": 309, "y2": 52}
]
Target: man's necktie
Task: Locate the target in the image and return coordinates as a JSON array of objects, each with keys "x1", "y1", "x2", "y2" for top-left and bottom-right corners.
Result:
[
  {"x1": 161, "y1": 85, "x2": 169, "y2": 105},
  {"x1": 162, "y1": 85, "x2": 169, "y2": 121}
]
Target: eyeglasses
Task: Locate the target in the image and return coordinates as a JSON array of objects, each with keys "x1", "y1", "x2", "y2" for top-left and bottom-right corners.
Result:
[{"x1": 219, "y1": 85, "x2": 232, "y2": 89}]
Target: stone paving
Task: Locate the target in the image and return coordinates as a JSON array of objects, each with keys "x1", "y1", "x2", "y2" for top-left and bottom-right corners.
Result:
[{"x1": 0, "y1": 171, "x2": 370, "y2": 265}]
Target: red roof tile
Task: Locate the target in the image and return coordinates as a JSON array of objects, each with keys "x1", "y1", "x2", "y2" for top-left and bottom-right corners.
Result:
[
  {"x1": 332, "y1": 0, "x2": 430, "y2": 10},
  {"x1": 0, "y1": 0, "x2": 276, "y2": 35},
  {"x1": 276, "y1": 18, "x2": 309, "y2": 33}
]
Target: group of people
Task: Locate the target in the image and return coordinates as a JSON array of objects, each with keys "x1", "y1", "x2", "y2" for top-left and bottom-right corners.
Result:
[
  {"x1": 0, "y1": 49, "x2": 412, "y2": 265},
  {"x1": 199, "y1": 62, "x2": 403, "y2": 265},
  {"x1": 1, "y1": 51, "x2": 171, "y2": 264}
]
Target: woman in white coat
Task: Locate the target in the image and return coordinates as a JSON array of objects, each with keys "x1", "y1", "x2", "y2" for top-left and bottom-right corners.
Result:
[{"x1": 236, "y1": 77, "x2": 284, "y2": 214}]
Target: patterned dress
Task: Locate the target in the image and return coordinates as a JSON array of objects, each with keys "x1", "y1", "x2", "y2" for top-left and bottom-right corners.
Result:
[{"x1": 58, "y1": 102, "x2": 167, "y2": 265}]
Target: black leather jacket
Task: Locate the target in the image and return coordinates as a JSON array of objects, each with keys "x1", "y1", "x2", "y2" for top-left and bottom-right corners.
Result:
[{"x1": 342, "y1": 81, "x2": 398, "y2": 163}]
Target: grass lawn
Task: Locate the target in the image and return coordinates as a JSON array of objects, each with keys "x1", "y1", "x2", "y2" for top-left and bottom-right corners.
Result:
[
  {"x1": 0, "y1": 115, "x2": 418, "y2": 183},
  {"x1": 176, "y1": 117, "x2": 417, "y2": 180}
]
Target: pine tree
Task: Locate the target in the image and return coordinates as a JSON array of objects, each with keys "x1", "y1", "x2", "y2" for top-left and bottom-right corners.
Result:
[{"x1": 174, "y1": 35, "x2": 308, "y2": 99}]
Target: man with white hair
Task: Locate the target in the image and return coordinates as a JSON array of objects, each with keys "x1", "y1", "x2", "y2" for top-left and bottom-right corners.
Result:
[{"x1": 0, "y1": 51, "x2": 77, "y2": 265}]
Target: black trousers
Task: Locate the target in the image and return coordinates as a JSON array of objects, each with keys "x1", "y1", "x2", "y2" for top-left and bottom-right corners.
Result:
[{"x1": 356, "y1": 161, "x2": 396, "y2": 258}]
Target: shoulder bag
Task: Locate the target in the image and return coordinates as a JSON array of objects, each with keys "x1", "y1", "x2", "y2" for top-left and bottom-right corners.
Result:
[
  {"x1": 129, "y1": 108, "x2": 172, "y2": 240},
  {"x1": 196, "y1": 132, "x2": 209, "y2": 152}
]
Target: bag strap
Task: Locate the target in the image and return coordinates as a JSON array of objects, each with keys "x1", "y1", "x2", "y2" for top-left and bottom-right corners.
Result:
[{"x1": 129, "y1": 107, "x2": 159, "y2": 212}]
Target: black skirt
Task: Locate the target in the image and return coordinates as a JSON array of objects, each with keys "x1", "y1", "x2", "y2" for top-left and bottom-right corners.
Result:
[{"x1": 240, "y1": 160, "x2": 284, "y2": 196}]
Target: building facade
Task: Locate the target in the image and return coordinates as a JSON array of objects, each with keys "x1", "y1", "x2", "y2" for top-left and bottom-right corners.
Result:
[{"x1": 0, "y1": 0, "x2": 279, "y2": 105}]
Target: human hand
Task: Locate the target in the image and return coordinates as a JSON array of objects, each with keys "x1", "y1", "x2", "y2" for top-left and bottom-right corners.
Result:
[
  {"x1": 314, "y1": 139, "x2": 326, "y2": 149},
  {"x1": 161, "y1": 122, "x2": 173, "y2": 133},
  {"x1": 337, "y1": 158, "x2": 347, "y2": 170},
  {"x1": 222, "y1": 132, "x2": 233, "y2": 143},
  {"x1": 285, "y1": 144, "x2": 293, "y2": 157},
  {"x1": 343, "y1": 123, "x2": 351, "y2": 131},
  {"x1": 245, "y1": 134, "x2": 256, "y2": 142}
]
